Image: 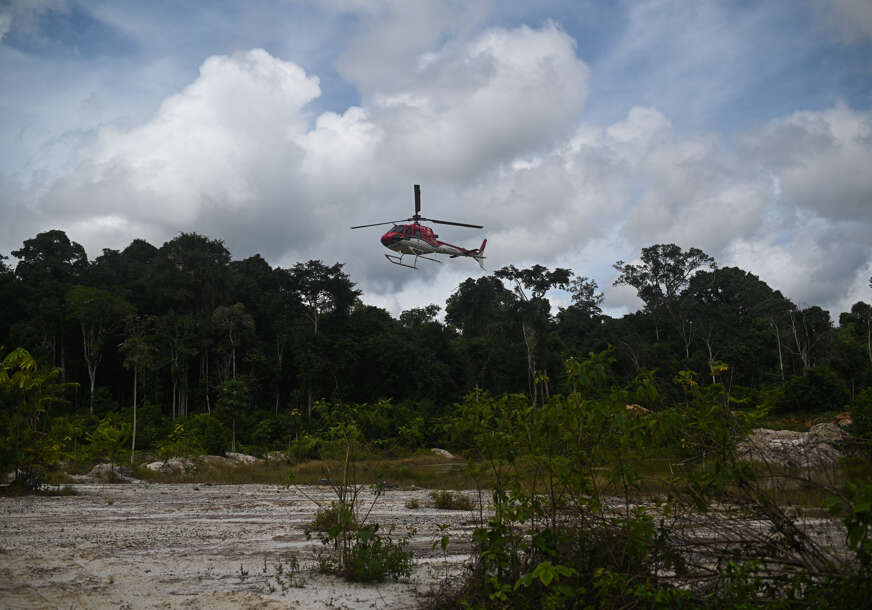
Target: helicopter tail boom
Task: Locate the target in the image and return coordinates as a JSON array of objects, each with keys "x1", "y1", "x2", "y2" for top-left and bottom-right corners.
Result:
[{"x1": 471, "y1": 238, "x2": 487, "y2": 269}]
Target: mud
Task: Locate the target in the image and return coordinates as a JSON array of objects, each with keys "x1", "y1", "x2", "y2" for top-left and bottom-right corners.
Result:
[{"x1": 0, "y1": 484, "x2": 481, "y2": 609}]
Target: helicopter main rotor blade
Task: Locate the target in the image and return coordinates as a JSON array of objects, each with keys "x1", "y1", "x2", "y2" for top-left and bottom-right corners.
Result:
[
  {"x1": 350, "y1": 220, "x2": 404, "y2": 229},
  {"x1": 422, "y1": 217, "x2": 484, "y2": 229},
  {"x1": 414, "y1": 184, "x2": 421, "y2": 216}
]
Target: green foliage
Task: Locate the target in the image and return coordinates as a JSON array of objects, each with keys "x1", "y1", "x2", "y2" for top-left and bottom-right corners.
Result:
[
  {"x1": 182, "y1": 413, "x2": 229, "y2": 455},
  {"x1": 341, "y1": 524, "x2": 413, "y2": 583},
  {"x1": 776, "y1": 366, "x2": 850, "y2": 413},
  {"x1": 156, "y1": 423, "x2": 203, "y2": 459},
  {"x1": 849, "y1": 387, "x2": 872, "y2": 456},
  {"x1": 85, "y1": 416, "x2": 129, "y2": 464},
  {"x1": 0, "y1": 347, "x2": 73, "y2": 489},
  {"x1": 445, "y1": 349, "x2": 867, "y2": 609},
  {"x1": 429, "y1": 489, "x2": 474, "y2": 510},
  {"x1": 288, "y1": 433, "x2": 321, "y2": 462},
  {"x1": 308, "y1": 502, "x2": 357, "y2": 533}
]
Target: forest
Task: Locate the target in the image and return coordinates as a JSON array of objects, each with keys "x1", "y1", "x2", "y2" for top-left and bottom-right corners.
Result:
[
  {"x1": 1, "y1": 229, "x2": 870, "y2": 471},
  {"x1": 3, "y1": 229, "x2": 872, "y2": 607}
]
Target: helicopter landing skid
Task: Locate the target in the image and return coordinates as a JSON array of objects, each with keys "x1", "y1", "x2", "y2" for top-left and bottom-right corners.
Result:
[{"x1": 385, "y1": 253, "x2": 441, "y2": 269}]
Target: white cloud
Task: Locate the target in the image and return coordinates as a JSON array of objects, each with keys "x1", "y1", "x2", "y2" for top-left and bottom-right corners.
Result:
[
  {"x1": 813, "y1": 0, "x2": 872, "y2": 43},
  {"x1": 740, "y1": 103, "x2": 872, "y2": 222},
  {"x1": 3, "y1": 9, "x2": 871, "y2": 321},
  {"x1": 334, "y1": 0, "x2": 491, "y2": 95}
]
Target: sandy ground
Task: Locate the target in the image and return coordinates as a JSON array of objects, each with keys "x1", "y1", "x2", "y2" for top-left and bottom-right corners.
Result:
[{"x1": 0, "y1": 483, "x2": 481, "y2": 609}]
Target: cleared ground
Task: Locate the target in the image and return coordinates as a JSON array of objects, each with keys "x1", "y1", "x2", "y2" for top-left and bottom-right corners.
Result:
[{"x1": 0, "y1": 483, "x2": 480, "y2": 609}]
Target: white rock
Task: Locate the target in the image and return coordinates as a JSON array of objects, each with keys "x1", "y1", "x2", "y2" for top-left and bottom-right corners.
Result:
[{"x1": 225, "y1": 452, "x2": 263, "y2": 464}]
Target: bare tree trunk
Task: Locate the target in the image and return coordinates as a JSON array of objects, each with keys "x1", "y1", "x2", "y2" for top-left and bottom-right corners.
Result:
[
  {"x1": 866, "y1": 315, "x2": 872, "y2": 368},
  {"x1": 130, "y1": 367, "x2": 138, "y2": 466},
  {"x1": 770, "y1": 318, "x2": 785, "y2": 381},
  {"x1": 788, "y1": 311, "x2": 811, "y2": 371},
  {"x1": 522, "y1": 321, "x2": 537, "y2": 404}
]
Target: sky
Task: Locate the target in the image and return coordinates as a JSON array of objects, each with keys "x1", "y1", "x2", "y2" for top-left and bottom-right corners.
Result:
[{"x1": 1, "y1": 0, "x2": 871, "y2": 319}]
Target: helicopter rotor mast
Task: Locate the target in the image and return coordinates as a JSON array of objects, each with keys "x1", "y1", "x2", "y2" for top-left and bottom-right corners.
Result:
[{"x1": 349, "y1": 185, "x2": 483, "y2": 230}]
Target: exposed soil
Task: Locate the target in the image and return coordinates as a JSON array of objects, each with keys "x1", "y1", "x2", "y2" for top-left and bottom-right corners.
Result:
[{"x1": 0, "y1": 483, "x2": 481, "y2": 609}]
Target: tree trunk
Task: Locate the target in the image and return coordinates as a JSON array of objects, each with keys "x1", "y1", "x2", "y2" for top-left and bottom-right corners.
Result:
[
  {"x1": 130, "y1": 367, "x2": 138, "y2": 466},
  {"x1": 866, "y1": 315, "x2": 872, "y2": 368},
  {"x1": 770, "y1": 318, "x2": 785, "y2": 381}
]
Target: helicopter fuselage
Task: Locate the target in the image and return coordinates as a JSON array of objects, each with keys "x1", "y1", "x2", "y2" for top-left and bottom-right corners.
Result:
[
  {"x1": 349, "y1": 185, "x2": 486, "y2": 269},
  {"x1": 380, "y1": 224, "x2": 472, "y2": 255},
  {"x1": 379, "y1": 223, "x2": 486, "y2": 268}
]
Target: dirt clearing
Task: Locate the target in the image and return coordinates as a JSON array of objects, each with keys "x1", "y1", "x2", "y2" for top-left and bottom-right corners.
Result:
[{"x1": 0, "y1": 483, "x2": 479, "y2": 609}]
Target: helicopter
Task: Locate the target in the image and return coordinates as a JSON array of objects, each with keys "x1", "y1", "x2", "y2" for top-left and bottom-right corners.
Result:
[{"x1": 351, "y1": 185, "x2": 487, "y2": 270}]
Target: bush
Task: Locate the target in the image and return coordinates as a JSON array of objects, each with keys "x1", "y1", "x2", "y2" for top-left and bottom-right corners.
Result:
[
  {"x1": 850, "y1": 387, "x2": 872, "y2": 455},
  {"x1": 429, "y1": 489, "x2": 474, "y2": 510},
  {"x1": 288, "y1": 433, "x2": 321, "y2": 462},
  {"x1": 342, "y1": 524, "x2": 413, "y2": 583},
  {"x1": 308, "y1": 502, "x2": 357, "y2": 533},
  {"x1": 183, "y1": 413, "x2": 229, "y2": 455},
  {"x1": 776, "y1": 366, "x2": 850, "y2": 413}
]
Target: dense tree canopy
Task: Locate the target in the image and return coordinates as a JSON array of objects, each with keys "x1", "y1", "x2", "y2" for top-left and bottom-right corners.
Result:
[{"x1": 0, "y1": 232, "x2": 868, "y2": 461}]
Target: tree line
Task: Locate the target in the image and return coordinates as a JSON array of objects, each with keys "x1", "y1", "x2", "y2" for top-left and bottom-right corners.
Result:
[{"x1": 1, "y1": 229, "x2": 870, "y2": 467}]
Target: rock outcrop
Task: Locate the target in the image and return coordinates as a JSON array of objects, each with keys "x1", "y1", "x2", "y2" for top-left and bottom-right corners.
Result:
[{"x1": 737, "y1": 422, "x2": 848, "y2": 468}]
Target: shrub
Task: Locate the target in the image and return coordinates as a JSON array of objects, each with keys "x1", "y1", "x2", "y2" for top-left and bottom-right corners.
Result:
[
  {"x1": 342, "y1": 524, "x2": 413, "y2": 583},
  {"x1": 288, "y1": 433, "x2": 320, "y2": 463},
  {"x1": 308, "y1": 502, "x2": 357, "y2": 533},
  {"x1": 776, "y1": 366, "x2": 850, "y2": 413},
  {"x1": 849, "y1": 387, "x2": 872, "y2": 456},
  {"x1": 183, "y1": 413, "x2": 228, "y2": 455},
  {"x1": 429, "y1": 489, "x2": 473, "y2": 510}
]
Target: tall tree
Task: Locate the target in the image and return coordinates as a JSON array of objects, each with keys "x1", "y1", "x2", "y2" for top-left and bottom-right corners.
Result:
[
  {"x1": 67, "y1": 286, "x2": 134, "y2": 414},
  {"x1": 682, "y1": 267, "x2": 793, "y2": 384},
  {"x1": 12, "y1": 230, "x2": 88, "y2": 372},
  {"x1": 786, "y1": 306, "x2": 833, "y2": 372},
  {"x1": 212, "y1": 303, "x2": 255, "y2": 381},
  {"x1": 154, "y1": 311, "x2": 197, "y2": 419},
  {"x1": 614, "y1": 244, "x2": 716, "y2": 356},
  {"x1": 119, "y1": 315, "x2": 155, "y2": 465},
  {"x1": 288, "y1": 260, "x2": 360, "y2": 419},
  {"x1": 0, "y1": 254, "x2": 23, "y2": 349},
  {"x1": 494, "y1": 265, "x2": 573, "y2": 403}
]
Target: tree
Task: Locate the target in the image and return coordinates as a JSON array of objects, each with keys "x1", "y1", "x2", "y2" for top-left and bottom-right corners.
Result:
[
  {"x1": 119, "y1": 315, "x2": 155, "y2": 465},
  {"x1": 445, "y1": 276, "x2": 515, "y2": 338},
  {"x1": 614, "y1": 244, "x2": 716, "y2": 356},
  {"x1": 154, "y1": 311, "x2": 198, "y2": 419},
  {"x1": 288, "y1": 260, "x2": 361, "y2": 419},
  {"x1": 786, "y1": 306, "x2": 833, "y2": 372},
  {"x1": 400, "y1": 304, "x2": 441, "y2": 328},
  {"x1": 67, "y1": 286, "x2": 134, "y2": 414},
  {"x1": 682, "y1": 267, "x2": 793, "y2": 385},
  {"x1": 0, "y1": 254, "x2": 24, "y2": 349},
  {"x1": 841, "y1": 302, "x2": 872, "y2": 370},
  {"x1": 289, "y1": 260, "x2": 360, "y2": 337},
  {"x1": 0, "y1": 348, "x2": 72, "y2": 489},
  {"x1": 217, "y1": 378, "x2": 251, "y2": 452},
  {"x1": 12, "y1": 230, "x2": 89, "y2": 371},
  {"x1": 494, "y1": 265, "x2": 573, "y2": 403},
  {"x1": 567, "y1": 275, "x2": 603, "y2": 317},
  {"x1": 212, "y1": 303, "x2": 255, "y2": 381}
]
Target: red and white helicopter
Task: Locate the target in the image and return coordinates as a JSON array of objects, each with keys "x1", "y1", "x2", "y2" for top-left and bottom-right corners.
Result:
[{"x1": 351, "y1": 185, "x2": 487, "y2": 270}]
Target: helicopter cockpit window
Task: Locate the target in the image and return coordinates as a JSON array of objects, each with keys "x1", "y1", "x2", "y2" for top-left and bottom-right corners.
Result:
[
  {"x1": 413, "y1": 227, "x2": 422, "y2": 238},
  {"x1": 391, "y1": 225, "x2": 403, "y2": 233}
]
